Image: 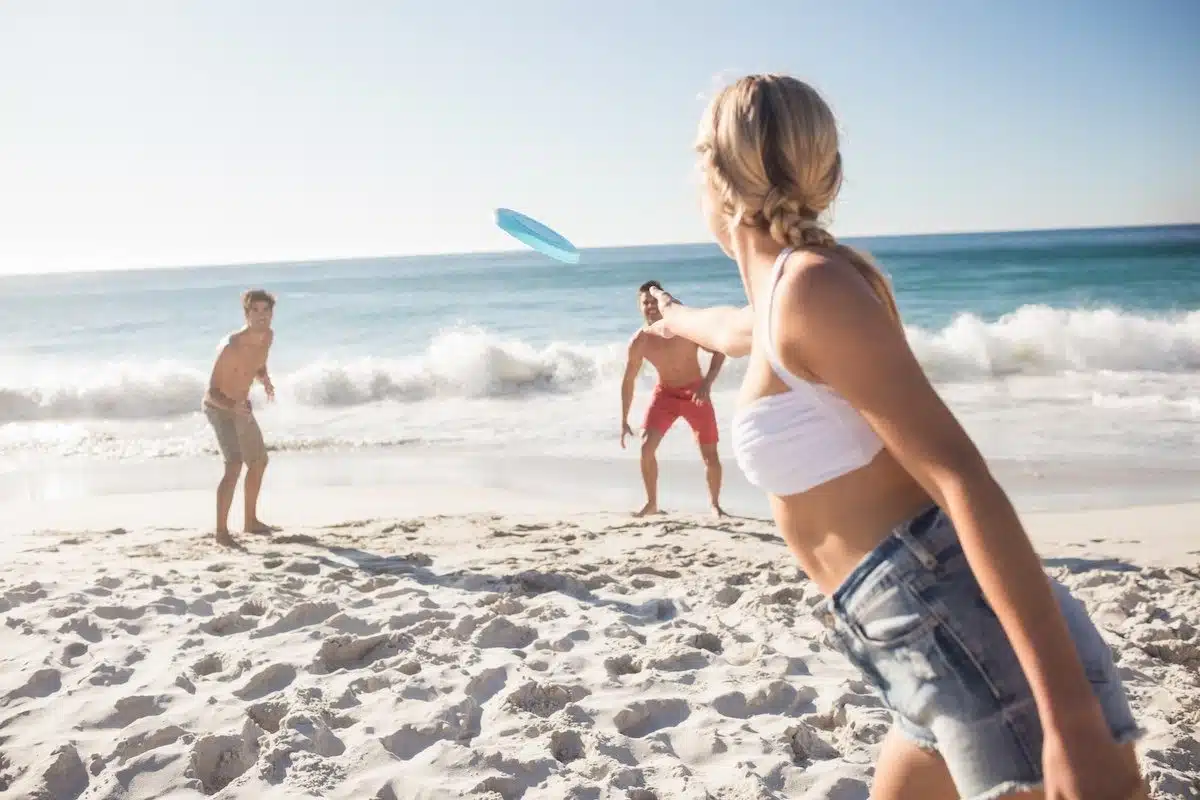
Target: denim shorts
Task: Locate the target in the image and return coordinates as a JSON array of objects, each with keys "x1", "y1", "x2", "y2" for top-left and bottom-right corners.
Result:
[{"x1": 813, "y1": 505, "x2": 1142, "y2": 800}]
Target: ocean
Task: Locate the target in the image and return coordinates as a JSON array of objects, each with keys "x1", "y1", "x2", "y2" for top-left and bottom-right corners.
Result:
[{"x1": 2, "y1": 225, "x2": 1198, "y2": 512}]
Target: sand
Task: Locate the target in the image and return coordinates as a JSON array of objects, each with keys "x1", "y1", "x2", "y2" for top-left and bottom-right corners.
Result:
[{"x1": 1, "y1": 492, "x2": 1198, "y2": 799}]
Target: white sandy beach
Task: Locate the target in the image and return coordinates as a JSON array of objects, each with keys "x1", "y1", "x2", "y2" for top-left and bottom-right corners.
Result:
[{"x1": 1, "y1": 487, "x2": 1198, "y2": 799}]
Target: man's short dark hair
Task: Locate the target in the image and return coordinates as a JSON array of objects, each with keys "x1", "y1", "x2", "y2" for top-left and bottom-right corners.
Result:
[
  {"x1": 638, "y1": 280, "x2": 663, "y2": 294},
  {"x1": 242, "y1": 288, "x2": 276, "y2": 311}
]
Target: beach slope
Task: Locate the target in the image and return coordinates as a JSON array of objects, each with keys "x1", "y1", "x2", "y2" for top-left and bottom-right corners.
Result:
[{"x1": 2, "y1": 498, "x2": 1197, "y2": 798}]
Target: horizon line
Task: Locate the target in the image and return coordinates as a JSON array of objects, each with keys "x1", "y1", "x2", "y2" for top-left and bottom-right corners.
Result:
[{"x1": 2, "y1": 220, "x2": 1196, "y2": 280}]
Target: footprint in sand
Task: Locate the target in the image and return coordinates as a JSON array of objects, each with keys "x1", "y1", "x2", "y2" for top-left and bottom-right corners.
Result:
[
  {"x1": 89, "y1": 663, "x2": 135, "y2": 687},
  {"x1": 107, "y1": 724, "x2": 188, "y2": 765},
  {"x1": 249, "y1": 601, "x2": 339, "y2": 639},
  {"x1": 685, "y1": 631, "x2": 722, "y2": 654},
  {"x1": 388, "y1": 609, "x2": 455, "y2": 632},
  {"x1": 379, "y1": 520, "x2": 424, "y2": 534},
  {"x1": 504, "y1": 682, "x2": 591, "y2": 718},
  {"x1": 786, "y1": 721, "x2": 841, "y2": 762},
  {"x1": 97, "y1": 695, "x2": 168, "y2": 729},
  {"x1": 643, "y1": 647, "x2": 711, "y2": 673},
  {"x1": 348, "y1": 674, "x2": 393, "y2": 695},
  {"x1": 473, "y1": 618, "x2": 537, "y2": 649},
  {"x1": 58, "y1": 616, "x2": 103, "y2": 643},
  {"x1": 48, "y1": 602, "x2": 84, "y2": 619},
  {"x1": 379, "y1": 723, "x2": 455, "y2": 761},
  {"x1": 93, "y1": 604, "x2": 145, "y2": 621},
  {"x1": 760, "y1": 586, "x2": 804, "y2": 605},
  {"x1": 613, "y1": 699, "x2": 691, "y2": 738},
  {"x1": 246, "y1": 700, "x2": 290, "y2": 733},
  {"x1": 26, "y1": 744, "x2": 88, "y2": 799},
  {"x1": 549, "y1": 630, "x2": 590, "y2": 652},
  {"x1": 312, "y1": 633, "x2": 410, "y2": 674},
  {"x1": 201, "y1": 612, "x2": 257, "y2": 637},
  {"x1": 380, "y1": 698, "x2": 483, "y2": 760},
  {"x1": 715, "y1": 586, "x2": 743, "y2": 606},
  {"x1": 190, "y1": 654, "x2": 226, "y2": 679},
  {"x1": 375, "y1": 586, "x2": 428, "y2": 602},
  {"x1": 61, "y1": 642, "x2": 88, "y2": 666},
  {"x1": 3, "y1": 669, "x2": 62, "y2": 705},
  {"x1": 356, "y1": 574, "x2": 400, "y2": 593},
  {"x1": 604, "y1": 654, "x2": 643, "y2": 676},
  {"x1": 486, "y1": 595, "x2": 526, "y2": 615},
  {"x1": 628, "y1": 566, "x2": 682, "y2": 580},
  {"x1": 238, "y1": 599, "x2": 268, "y2": 617},
  {"x1": 234, "y1": 663, "x2": 297, "y2": 701},
  {"x1": 712, "y1": 681, "x2": 818, "y2": 719},
  {"x1": 0, "y1": 582, "x2": 48, "y2": 612},
  {"x1": 281, "y1": 558, "x2": 322, "y2": 577},
  {"x1": 326, "y1": 613, "x2": 381, "y2": 636},
  {"x1": 149, "y1": 596, "x2": 189, "y2": 615},
  {"x1": 465, "y1": 667, "x2": 509, "y2": 705},
  {"x1": 549, "y1": 729, "x2": 585, "y2": 764},
  {"x1": 190, "y1": 733, "x2": 255, "y2": 794}
]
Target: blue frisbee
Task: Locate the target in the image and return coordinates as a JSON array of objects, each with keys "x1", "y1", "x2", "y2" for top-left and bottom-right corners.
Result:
[{"x1": 495, "y1": 208, "x2": 580, "y2": 264}]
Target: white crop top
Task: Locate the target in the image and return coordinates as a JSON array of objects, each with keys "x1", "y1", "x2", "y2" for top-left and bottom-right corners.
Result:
[{"x1": 731, "y1": 247, "x2": 884, "y2": 496}]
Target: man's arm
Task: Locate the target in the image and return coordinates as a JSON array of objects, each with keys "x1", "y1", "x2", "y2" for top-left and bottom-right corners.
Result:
[
  {"x1": 256, "y1": 332, "x2": 275, "y2": 399},
  {"x1": 701, "y1": 350, "x2": 726, "y2": 387},
  {"x1": 620, "y1": 333, "x2": 646, "y2": 439},
  {"x1": 692, "y1": 348, "x2": 726, "y2": 405}
]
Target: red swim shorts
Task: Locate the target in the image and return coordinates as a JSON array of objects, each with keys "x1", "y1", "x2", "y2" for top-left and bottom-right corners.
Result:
[{"x1": 643, "y1": 380, "x2": 719, "y2": 445}]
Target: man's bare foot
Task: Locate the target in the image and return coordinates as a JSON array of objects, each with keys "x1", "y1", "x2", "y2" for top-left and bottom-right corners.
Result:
[
  {"x1": 244, "y1": 521, "x2": 280, "y2": 535},
  {"x1": 215, "y1": 530, "x2": 241, "y2": 548},
  {"x1": 711, "y1": 504, "x2": 728, "y2": 518},
  {"x1": 633, "y1": 503, "x2": 664, "y2": 518}
]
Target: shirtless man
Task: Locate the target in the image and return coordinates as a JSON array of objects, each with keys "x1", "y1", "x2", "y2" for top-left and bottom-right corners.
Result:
[
  {"x1": 621, "y1": 280, "x2": 726, "y2": 517},
  {"x1": 203, "y1": 289, "x2": 277, "y2": 545}
]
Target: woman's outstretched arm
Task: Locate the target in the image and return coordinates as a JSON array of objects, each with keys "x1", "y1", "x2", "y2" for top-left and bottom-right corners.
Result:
[{"x1": 649, "y1": 288, "x2": 754, "y2": 357}]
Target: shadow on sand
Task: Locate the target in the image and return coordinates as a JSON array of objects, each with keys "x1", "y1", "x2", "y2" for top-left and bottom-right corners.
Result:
[
  {"x1": 289, "y1": 538, "x2": 688, "y2": 625},
  {"x1": 1042, "y1": 556, "x2": 1141, "y2": 574}
]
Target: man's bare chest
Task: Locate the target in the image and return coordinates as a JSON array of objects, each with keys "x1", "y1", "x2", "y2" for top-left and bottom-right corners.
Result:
[
  {"x1": 643, "y1": 337, "x2": 698, "y2": 368},
  {"x1": 229, "y1": 347, "x2": 268, "y2": 379}
]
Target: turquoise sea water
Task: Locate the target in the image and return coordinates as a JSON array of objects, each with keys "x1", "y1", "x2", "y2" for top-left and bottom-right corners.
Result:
[{"x1": 1, "y1": 225, "x2": 1197, "y2": 507}]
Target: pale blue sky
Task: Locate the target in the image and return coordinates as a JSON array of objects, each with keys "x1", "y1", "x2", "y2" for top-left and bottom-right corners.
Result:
[{"x1": 1, "y1": 0, "x2": 1197, "y2": 274}]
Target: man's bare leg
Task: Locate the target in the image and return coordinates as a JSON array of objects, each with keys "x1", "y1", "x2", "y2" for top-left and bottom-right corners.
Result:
[
  {"x1": 699, "y1": 442, "x2": 725, "y2": 517},
  {"x1": 242, "y1": 457, "x2": 275, "y2": 534},
  {"x1": 635, "y1": 429, "x2": 667, "y2": 517},
  {"x1": 216, "y1": 462, "x2": 242, "y2": 545}
]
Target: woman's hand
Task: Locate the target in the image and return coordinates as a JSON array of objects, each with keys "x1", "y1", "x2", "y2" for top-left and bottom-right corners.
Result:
[
  {"x1": 1042, "y1": 706, "x2": 1145, "y2": 799},
  {"x1": 642, "y1": 287, "x2": 753, "y2": 357},
  {"x1": 647, "y1": 287, "x2": 680, "y2": 338},
  {"x1": 648, "y1": 286, "x2": 678, "y2": 315},
  {"x1": 646, "y1": 319, "x2": 675, "y2": 338}
]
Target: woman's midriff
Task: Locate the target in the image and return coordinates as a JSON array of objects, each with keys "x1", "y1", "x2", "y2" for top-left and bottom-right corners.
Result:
[{"x1": 769, "y1": 449, "x2": 934, "y2": 596}]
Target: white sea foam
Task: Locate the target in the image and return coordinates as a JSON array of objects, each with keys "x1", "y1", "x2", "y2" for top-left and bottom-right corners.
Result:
[
  {"x1": 907, "y1": 305, "x2": 1200, "y2": 379},
  {"x1": 0, "y1": 309, "x2": 1196, "y2": 465},
  {"x1": 3, "y1": 308, "x2": 1197, "y2": 422}
]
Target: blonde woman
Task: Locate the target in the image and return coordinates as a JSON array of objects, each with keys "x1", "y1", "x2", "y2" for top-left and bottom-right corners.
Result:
[{"x1": 649, "y1": 74, "x2": 1146, "y2": 800}]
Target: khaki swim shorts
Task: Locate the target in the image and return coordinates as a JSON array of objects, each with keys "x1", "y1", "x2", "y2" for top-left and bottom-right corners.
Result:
[{"x1": 204, "y1": 404, "x2": 268, "y2": 465}]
